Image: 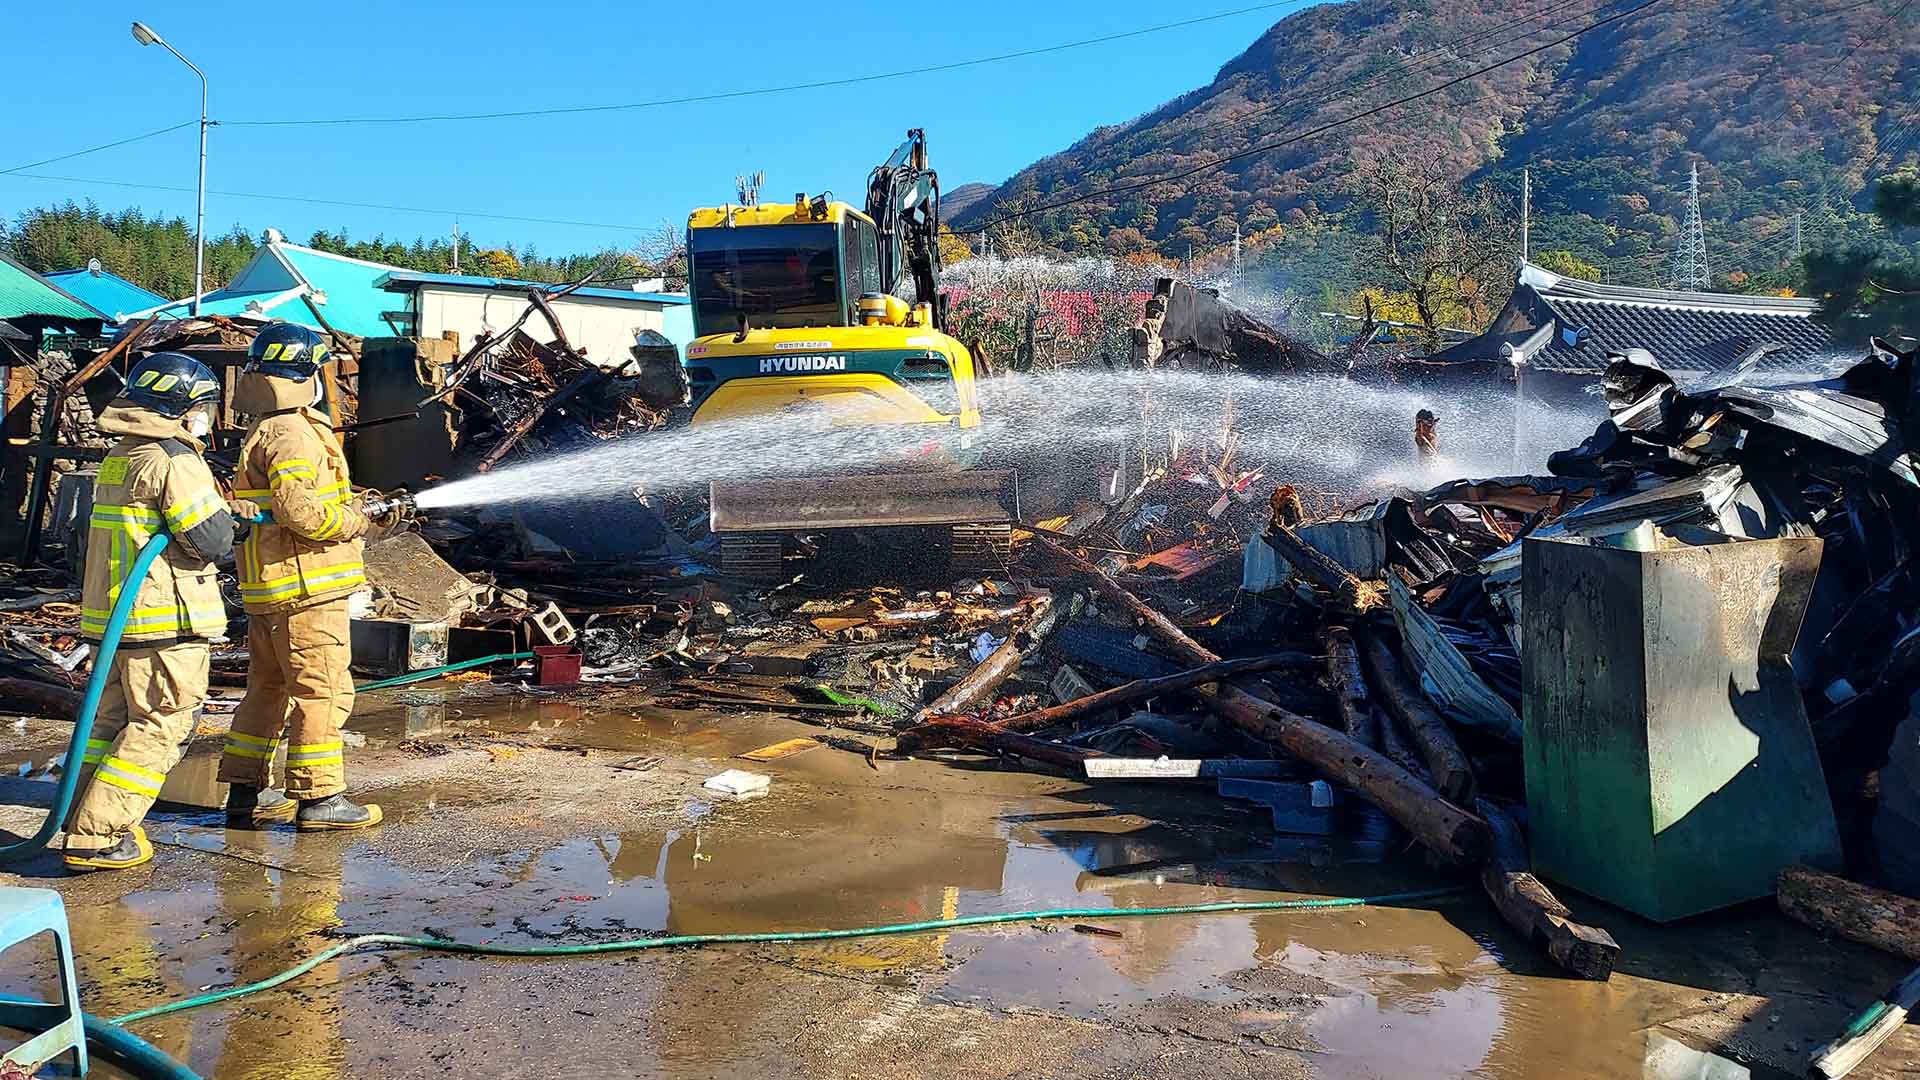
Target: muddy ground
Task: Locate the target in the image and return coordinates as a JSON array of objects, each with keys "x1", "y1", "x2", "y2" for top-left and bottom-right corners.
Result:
[{"x1": 1, "y1": 678, "x2": 1915, "y2": 1079}]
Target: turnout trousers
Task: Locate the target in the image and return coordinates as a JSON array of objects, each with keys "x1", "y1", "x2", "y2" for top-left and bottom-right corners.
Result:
[
  {"x1": 217, "y1": 597, "x2": 353, "y2": 798},
  {"x1": 65, "y1": 642, "x2": 210, "y2": 853}
]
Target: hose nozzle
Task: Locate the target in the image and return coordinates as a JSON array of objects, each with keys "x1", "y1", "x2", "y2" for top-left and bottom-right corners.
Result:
[{"x1": 361, "y1": 490, "x2": 418, "y2": 528}]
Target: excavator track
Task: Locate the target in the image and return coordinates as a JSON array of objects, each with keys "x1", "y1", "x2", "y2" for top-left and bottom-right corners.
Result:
[
  {"x1": 720, "y1": 535, "x2": 787, "y2": 582},
  {"x1": 949, "y1": 523, "x2": 1014, "y2": 575}
]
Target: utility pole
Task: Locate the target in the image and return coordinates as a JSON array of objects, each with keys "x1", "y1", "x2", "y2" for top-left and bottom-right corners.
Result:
[
  {"x1": 452, "y1": 219, "x2": 461, "y2": 273},
  {"x1": 1668, "y1": 162, "x2": 1711, "y2": 291},
  {"x1": 1521, "y1": 166, "x2": 1530, "y2": 263}
]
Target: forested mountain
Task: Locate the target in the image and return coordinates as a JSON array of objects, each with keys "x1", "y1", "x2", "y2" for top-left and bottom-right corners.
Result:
[{"x1": 952, "y1": 0, "x2": 1920, "y2": 289}]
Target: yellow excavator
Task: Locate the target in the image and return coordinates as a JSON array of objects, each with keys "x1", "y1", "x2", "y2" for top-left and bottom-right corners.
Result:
[{"x1": 683, "y1": 129, "x2": 1017, "y2": 579}]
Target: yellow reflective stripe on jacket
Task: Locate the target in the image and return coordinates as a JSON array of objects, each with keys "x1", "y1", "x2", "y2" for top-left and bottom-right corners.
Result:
[
  {"x1": 237, "y1": 561, "x2": 366, "y2": 602},
  {"x1": 91, "y1": 503, "x2": 162, "y2": 524},
  {"x1": 80, "y1": 602, "x2": 228, "y2": 634},
  {"x1": 311, "y1": 504, "x2": 344, "y2": 540},
  {"x1": 268, "y1": 459, "x2": 317, "y2": 485},
  {"x1": 80, "y1": 738, "x2": 113, "y2": 765},
  {"x1": 235, "y1": 480, "x2": 352, "y2": 511},
  {"x1": 164, "y1": 489, "x2": 224, "y2": 531}
]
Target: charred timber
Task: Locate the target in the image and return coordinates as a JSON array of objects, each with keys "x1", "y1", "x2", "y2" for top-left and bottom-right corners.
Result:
[
  {"x1": 912, "y1": 592, "x2": 1081, "y2": 723},
  {"x1": 1262, "y1": 523, "x2": 1380, "y2": 612},
  {"x1": 990, "y1": 653, "x2": 1317, "y2": 734},
  {"x1": 1033, "y1": 535, "x2": 1488, "y2": 863},
  {"x1": 1478, "y1": 800, "x2": 1620, "y2": 980},
  {"x1": 0, "y1": 678, "x2": 82, "y2": 720},
  {"x1": 1778, "y1": 864, "x2": 1920, "y2": 963},
  {"x1": 1319, "y1": 627, "x2": 1376, "y2": 745},
  {"x1": 1361, "y1": 635, "x2": 1476, "y2": 805},
  {"x1": 894, "y1": 716, "x2": 1099, "y2": 770}
]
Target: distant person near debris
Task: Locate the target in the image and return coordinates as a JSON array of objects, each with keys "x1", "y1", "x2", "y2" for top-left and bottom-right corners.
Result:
[
  {"x1": 64, "y1": 354, "x2": 238, "y2": 871},
  {"x1": 1414, "y1": 409, "x2": 1439, "y2": 462},
  {"x1": 216, "y1": 322, "x2": 383, "y2": 833}
]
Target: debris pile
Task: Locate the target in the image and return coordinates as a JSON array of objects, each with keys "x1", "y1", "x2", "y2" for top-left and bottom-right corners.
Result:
[
  {"x1": 5, "y1": 267, "x2": 1917, "y2": 1075},
  {"x1": 434, "y1": 292, "x2": 686, "y2": 473}
]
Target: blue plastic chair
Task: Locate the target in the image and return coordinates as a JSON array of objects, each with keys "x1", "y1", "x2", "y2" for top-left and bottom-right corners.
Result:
[{"x1": 0, "y1": 887, "x2": 87, "y2": 1075}]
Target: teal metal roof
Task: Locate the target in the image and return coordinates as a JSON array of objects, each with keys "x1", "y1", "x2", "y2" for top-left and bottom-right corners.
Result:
[
  {"x1": 0, "y1": 254, "x2": 104, "y2": 323},
  {"x1": 133, "y1": 242, "x2": 405, "y2": 337},
  {"x1": 278, "y1": 246, "x2": 406, "y2": 337},
  {"x1": 44, "y1": 266, "x2": 168, "y2": 322}
]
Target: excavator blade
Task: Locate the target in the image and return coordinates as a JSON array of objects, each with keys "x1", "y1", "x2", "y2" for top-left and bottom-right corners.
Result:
[{"x1": 710, "y1": 470, "x2": 1018, "y2": 533}]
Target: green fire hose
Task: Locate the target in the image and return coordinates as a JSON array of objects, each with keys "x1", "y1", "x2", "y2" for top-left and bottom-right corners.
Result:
[
  {"x1": 0, "y1": 533, "x2": 172, "y2": 866},
  {"x1": 106, "y1": 887, "x2": 1467, "y2": 1027}
]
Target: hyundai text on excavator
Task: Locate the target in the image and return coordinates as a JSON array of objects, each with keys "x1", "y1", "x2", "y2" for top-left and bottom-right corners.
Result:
[{"x1": 683, "y1": 130, "x2": 1017, "y2": 579}]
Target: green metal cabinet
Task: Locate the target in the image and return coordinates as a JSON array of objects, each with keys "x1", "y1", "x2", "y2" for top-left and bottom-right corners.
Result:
[{"x1": 1521, "y1": 534, "x2": 1842, "y2": 922}]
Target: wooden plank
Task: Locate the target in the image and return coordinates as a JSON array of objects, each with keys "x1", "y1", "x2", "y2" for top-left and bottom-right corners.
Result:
[{"x1": 738, "y1": 737, "x2": 822, "y2": 762}]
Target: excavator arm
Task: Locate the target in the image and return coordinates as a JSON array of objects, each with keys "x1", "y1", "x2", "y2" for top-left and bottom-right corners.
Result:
[{"x1": 866, "y1": 128, "x2": 944, "y2": 329}]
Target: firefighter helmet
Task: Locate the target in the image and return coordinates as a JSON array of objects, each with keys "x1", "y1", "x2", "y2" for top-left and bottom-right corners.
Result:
[
  {"x1": 123, "y1": 352, "x2": 222, "y2": 419},
  {"x1": 245, "y1": 321, "x2": 333, "y2": 380}
]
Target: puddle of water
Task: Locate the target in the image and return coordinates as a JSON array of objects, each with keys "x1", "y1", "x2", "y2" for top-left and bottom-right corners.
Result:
[{"x1": 1, "y1": 689, "x2": 1846, "y2": 1080}]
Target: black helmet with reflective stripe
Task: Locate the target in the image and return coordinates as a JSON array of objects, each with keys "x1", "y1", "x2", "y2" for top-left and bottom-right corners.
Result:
[
  {"x1": 123, "y1": 352, "x2": 222, "y2": 419},
  {"x1": 245, "y1": 321, "x2": 332, "y2": 380}
]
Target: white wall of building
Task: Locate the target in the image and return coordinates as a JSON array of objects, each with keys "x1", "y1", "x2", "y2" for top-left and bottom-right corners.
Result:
[{"x1": 410, "y1": 286, "x2": 679, "y2": 368}]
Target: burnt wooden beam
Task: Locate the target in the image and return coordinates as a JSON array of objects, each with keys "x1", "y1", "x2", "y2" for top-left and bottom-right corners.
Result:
[
  {"x1": 1032, "y1": 535, "x2": 1488, "y2": 863},
  {"x1": 1361, "y1": 634, "x2": 1476, "y2": 805},
  {"x1": 993, "y1": 653, "x2": 1317, "y2": 734},
  {"x1": 1778, "y1": 864, "x2": 1920, "y2": 963},
  {"x1": 1479, "y1": 799, "x2": 1620, "y2": 980}
]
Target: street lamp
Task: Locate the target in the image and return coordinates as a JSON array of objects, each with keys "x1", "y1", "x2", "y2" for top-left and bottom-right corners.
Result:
[{"x1": 131, "y1": 21, "x2": 209, "y2": 317}]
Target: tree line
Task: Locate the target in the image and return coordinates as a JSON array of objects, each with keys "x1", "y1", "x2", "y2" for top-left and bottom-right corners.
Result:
[{"x1": 0, "y1": 202, "x2": 681, "y2": 301}]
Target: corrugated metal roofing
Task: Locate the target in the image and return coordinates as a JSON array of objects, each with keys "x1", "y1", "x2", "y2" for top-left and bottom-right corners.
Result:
[
  {"x1": 0, "y1": 253, "x2": 103, "y2": 323},
  {"x1": 1431, "y1": 263, "x2": 1843, "y2": 380},
  {"x1": 377, "y1": 270, "x2": 690, "y2": 306},
  {"x1": 44, "y1": 266, "x2": 169, "y2": 322}
]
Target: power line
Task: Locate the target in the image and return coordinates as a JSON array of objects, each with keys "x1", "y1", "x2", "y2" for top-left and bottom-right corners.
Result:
[
  {"x1": 0, "y1": 170, "x2": 649, "y2": 233},
  {"x1": 956, "y1": 0, "x2": 1673, "y2": 234},
  {"x1": 0, "y1": 121, "x2": 197, "y2": 177},
  {"x1": 220, "y1": 1, "x2": 1321, "y2": 128}
]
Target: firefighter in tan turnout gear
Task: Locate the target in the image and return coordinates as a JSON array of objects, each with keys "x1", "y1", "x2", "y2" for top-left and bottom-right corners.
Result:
[
  {"x1": 216, "y1": 322, "x2": 382, "y2": 831},
  {"x1": 64, "y1": 353, "x2": 240, "y2": 871}
]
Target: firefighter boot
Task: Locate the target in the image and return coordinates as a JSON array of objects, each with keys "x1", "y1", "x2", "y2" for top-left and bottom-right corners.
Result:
[
  {"x1": 226, "y1": 784, "x2": 297, "y2": 826},
  {"x1": 64, "y1": 824, "x2": 153, "y2": 872},
  {"x1": 296, "y1": 794, "x2": 383, "y2": 831}
]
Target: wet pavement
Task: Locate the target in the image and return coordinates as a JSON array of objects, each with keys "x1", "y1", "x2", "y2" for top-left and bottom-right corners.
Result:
[{"x1": 2, "y1": 680, "x2": 1915, "y2": 1079}]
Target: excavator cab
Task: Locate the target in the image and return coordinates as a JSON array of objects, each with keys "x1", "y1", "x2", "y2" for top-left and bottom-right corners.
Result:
[{"x1": 681, "y1": 131, "x2": 1016, "y2": 580}]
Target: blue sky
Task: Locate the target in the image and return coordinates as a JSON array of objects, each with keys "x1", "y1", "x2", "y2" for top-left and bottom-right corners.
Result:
[{"x1": 2, "y1": 0, "x2": 1320, "y2": 258}]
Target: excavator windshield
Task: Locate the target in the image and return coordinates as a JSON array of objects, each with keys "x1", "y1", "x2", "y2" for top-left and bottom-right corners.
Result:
[{"x1": 689, "y1": 223, "x2": 845, "y2": 336}]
